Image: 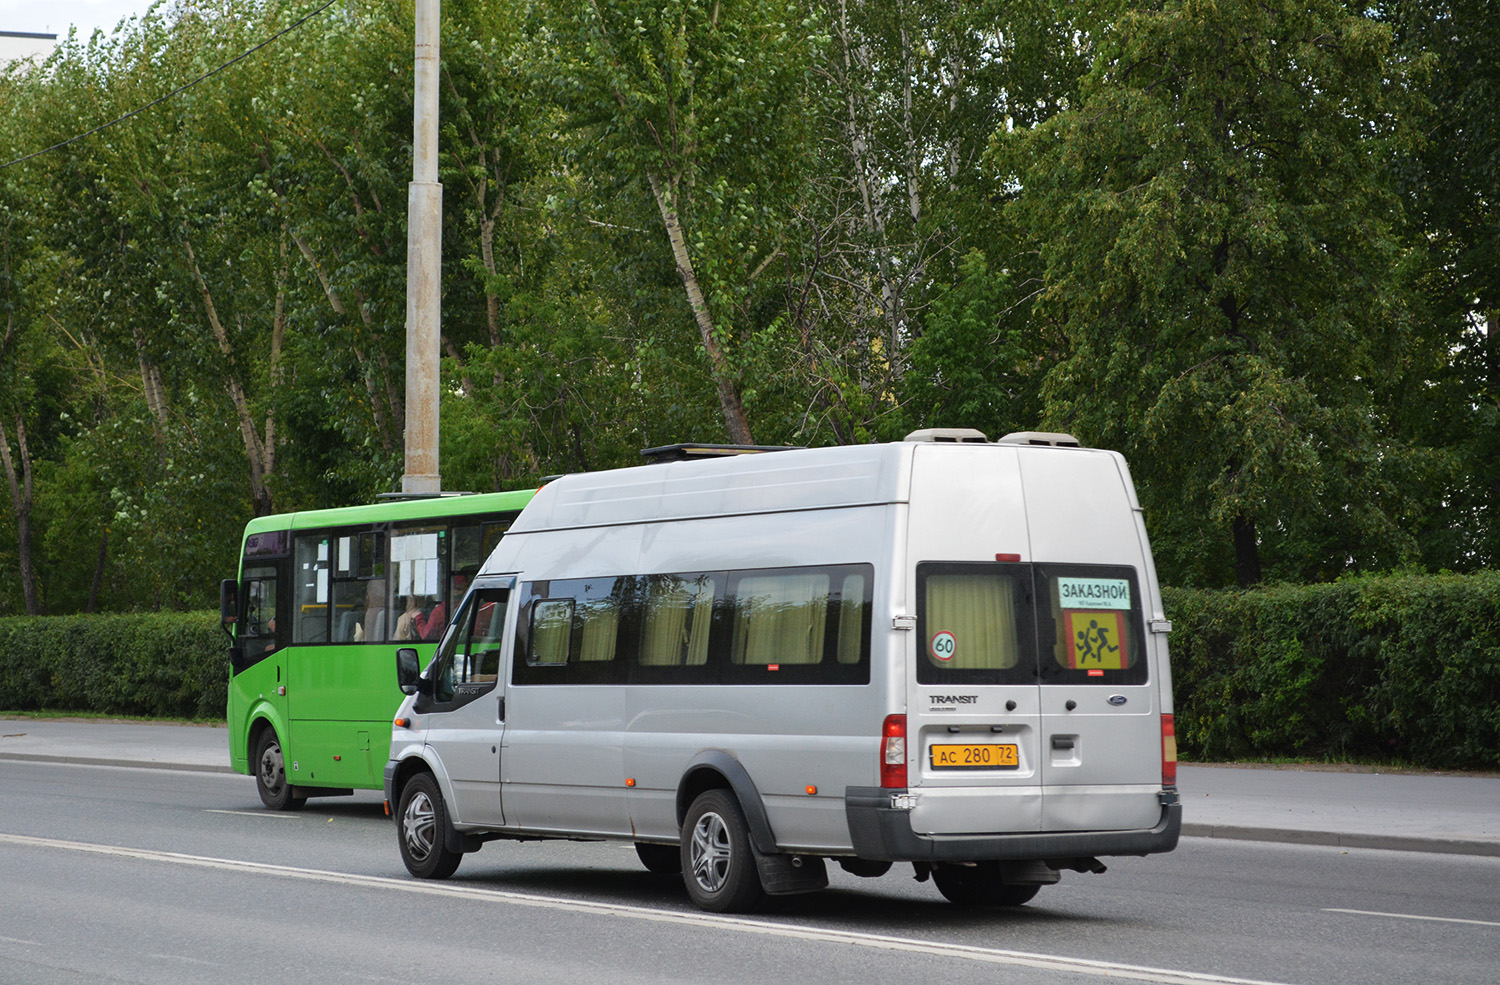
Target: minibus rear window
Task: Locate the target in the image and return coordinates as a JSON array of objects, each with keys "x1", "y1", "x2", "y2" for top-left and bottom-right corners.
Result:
[
  {"x1": 1035, "y1": 564, "x2": 1148, "y2": 686},
  {"x1": 916, "y1": 563, "x2": 1037, "y2": 685}
]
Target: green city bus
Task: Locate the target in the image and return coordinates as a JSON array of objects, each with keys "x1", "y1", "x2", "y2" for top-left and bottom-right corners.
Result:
[{"x1": 220, "y1": 489, "x2": 536, "y2": 809}]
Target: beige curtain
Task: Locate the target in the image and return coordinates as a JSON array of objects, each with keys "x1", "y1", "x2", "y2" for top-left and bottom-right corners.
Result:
[
  {"x1": 641, "y1": 575, "x2": 713, "y2": 666},
  {"x1": 578, "y1": 598, "x2": 619, "y2": 662},
  {"x1": 836, "y1": 572, "x2": 867, "y2": 664},
  {"x1": 924, "y1": 573, "x2": 1019, "y2": 669},
  {"x1": 732, "y1": 573, "x2": 829, "y2": 666},
  {"x1": 530, "y1": 600, "x2": 572, "y2": 665}
]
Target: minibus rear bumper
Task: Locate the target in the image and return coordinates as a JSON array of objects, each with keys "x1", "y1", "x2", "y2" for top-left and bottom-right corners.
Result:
[{"x1": 844, "y1": 786, "x2": 1181, "y2": 862}]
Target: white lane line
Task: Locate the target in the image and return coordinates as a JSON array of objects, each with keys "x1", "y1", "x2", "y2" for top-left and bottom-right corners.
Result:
[
  {"x1": 204, "y1": 809, "x2": 298, "y2": 818},
  {"x1": 0, "y1": 936, "x2": 44, "y2": 947},
  {"x1": 147, "y1": 954, "x2": 222, "y2": 966},
  {"x1": 1323, "y1": 908, "x2": 1500, "y2": 929},
  {"x1": 0, "y1": 831, "x2": 1304, "y2": 985}
]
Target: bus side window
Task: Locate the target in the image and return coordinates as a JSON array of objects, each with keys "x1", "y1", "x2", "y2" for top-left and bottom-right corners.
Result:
[{"x1": 292, "y1": 536, "x2": 331, "y2": 644}]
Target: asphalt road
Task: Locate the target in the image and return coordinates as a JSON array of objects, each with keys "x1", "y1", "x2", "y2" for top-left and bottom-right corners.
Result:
[{"x1": 1, "y1": 759, "x2": 1496, "y2": 985}]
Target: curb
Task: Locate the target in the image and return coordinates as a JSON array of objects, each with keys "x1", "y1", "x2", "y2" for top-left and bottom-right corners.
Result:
[
  {"x1": 1180, "y1": 822, "x2": 1500, "y2": 858},
  {"x1": 0, "y1": 752, "x2": 236, "y2": 775}
]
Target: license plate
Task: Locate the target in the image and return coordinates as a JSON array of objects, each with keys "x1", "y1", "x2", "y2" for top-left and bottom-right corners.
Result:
[{"x1": 929, "y1": 743, "x2": 1019, "y2": 770}]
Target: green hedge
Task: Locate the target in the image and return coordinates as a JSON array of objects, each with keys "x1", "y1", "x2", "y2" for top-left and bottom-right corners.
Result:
[
  {"x1": 0, "y1": 611, "x2": 226, "y2": 720},
  {"x1": 1165, "y1": 574, "x2": 1500, "y2": 770}
]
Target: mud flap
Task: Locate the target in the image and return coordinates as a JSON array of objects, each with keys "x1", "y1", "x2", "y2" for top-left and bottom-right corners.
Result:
[{"x1": 755, "y1": 852, "x2": 829, "y2": 895}]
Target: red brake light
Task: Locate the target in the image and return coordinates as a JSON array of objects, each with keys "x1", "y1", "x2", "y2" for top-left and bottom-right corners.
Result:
[
  {"x1": 1161, "y1": 714, "x2": 1178, "y2": 787},
  {"x1": 880, "y1": 714, "x2": 907, "y2": 789}
]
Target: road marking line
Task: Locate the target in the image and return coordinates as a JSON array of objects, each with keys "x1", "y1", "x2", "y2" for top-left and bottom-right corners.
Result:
[
  {"x1": 1322, "y1": 908, "x2": 1500, "y2": 929},
  {"x1": 147, "y1": 954, "x2": 223, "y2": 966},
  {"x1": 0, "y1": 831, "x2": 1304, "y2": 985},
  {"x1": 0, "y1": 936, "x2": 44, "y2": 947},
  {"x1": 204, "y1": 809, "x2": 298, "y2": 818}
]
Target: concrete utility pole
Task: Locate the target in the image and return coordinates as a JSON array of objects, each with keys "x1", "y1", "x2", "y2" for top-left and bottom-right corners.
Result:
[{"x1": 403, "y1": 0, "x2": 442, "y2": 494}]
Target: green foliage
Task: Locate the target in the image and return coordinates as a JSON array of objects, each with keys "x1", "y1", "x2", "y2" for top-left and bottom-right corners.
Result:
[
  {"x1": 0, "y1": 0, "x2": 1498, "y2": 618},
  {"x1": 1166, "y1": 574, "x2": 1500, "y2": 769},
  {"x1": 0, "y1": 611, "x2": 226, "y2": 719},
  {"x1": 1000, "y1": 0, "x2": 1430, "y2": 587}
]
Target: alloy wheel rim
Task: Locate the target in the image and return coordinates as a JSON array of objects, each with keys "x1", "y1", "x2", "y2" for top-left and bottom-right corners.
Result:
[
  {"x1": 403, "y1": 791, "x2": 437, "y2": 862},
  {"x1": 689, "y1": 811, "x2": 731, "y2": 893}
]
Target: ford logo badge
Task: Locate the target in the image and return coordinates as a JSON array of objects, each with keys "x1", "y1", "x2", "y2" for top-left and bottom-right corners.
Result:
[{"x1": 1107, "y1": 695, "x2": 1127, "y2": 706}]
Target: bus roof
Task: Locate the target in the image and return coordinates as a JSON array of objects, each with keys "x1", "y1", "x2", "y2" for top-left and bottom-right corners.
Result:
[{"x1": 243, "y1": 487, "x2": 538, "y2": 535}]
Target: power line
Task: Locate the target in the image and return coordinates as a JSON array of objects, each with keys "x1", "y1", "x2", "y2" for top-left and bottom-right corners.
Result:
[{"x1": 0, "y1": 0, "x2": 340, "y2": 172}]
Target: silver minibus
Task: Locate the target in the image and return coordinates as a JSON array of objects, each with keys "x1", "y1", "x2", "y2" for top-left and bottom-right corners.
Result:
[{"x1": 384, "y1": 430, "x2": 1181, "y2": 912}]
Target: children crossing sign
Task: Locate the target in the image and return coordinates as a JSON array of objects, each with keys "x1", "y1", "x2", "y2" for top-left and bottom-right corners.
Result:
[{"x1": 1058, "y1": 577, "x2": 1131, "y2": 670}]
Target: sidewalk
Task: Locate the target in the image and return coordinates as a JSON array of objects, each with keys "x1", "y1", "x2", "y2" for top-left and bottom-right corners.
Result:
[
  {"x1": 2, "y1": 717, "x2": 1497, "y2": 857},
  {"x1": 0, "y1": 717, "x2": 231, "y2": 774},
  {"x1": 1178, "y1": 763, "x2": 1500, "y2": 857}
]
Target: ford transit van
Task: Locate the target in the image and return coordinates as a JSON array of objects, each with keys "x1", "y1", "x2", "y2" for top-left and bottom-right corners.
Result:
[{"x1": 384, "y1": 429, "x2": 1181, "y2": 912}]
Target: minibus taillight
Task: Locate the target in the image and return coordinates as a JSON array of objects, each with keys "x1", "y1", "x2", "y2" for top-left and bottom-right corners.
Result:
[
  {"x1": 880, "y1": 714, "x2": 907, "y2": 789},
  {"x1": 1161, "y1": 714, "x2": 1178, "y2": 787}
]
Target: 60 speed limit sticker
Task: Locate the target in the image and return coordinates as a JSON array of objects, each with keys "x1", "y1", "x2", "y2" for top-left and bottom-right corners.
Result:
[{"x1": 930, "y1": 630, "x2": 956, "y2": 661}]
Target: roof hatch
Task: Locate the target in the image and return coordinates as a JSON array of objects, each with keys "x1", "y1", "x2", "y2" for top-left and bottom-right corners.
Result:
[{"x1": 903, "y1": 428, "x2": 989, "y2": 444}]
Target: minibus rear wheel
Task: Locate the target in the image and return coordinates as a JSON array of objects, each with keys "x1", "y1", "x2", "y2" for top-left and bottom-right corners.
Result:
[
  {"x1": 932, "y1": 862, "x2": 1042, "y2": 906},
  {"x1": 397, "y1": 773, "x2": 462, "y2": 880},
  {"x1": 681, "y1": 789, "x2": 766, "y2": 913}
]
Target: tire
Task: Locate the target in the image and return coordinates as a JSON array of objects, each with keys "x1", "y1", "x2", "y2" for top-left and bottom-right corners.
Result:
[
  {"x1": 397, "y1": 773, "x2": 463, "y2": 880},
  {"x1": 680, "y1": 789, "x2": 767, "y2": 913},
  {"x1": 253, "y1": 727, "x2": 306, "y2": 811},
  {"x1": 635, "y1": 842, "x2": 682, "y2": 875},
  {"x1": 931, "y1": 862, "x2": 1042, "y2": 907}
]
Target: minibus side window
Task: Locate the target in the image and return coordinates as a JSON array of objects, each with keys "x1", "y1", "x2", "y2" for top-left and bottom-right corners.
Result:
[
  {"x1": 720, "y1": 564, "x2": 872, "y2": 684},
  {"x1": 730, "y1": 571, "x2": 831, "y2": 666},
  {"x1": 424, "y1": 588, "x2": 508, "y2": 708},
  {"x1": 835, "y1": 571, "x2": 867, "y2": 665},
  {"x1": 529, "y1": 599, "x2": 574, "y2": 666},
  {"x1": 639, "y1": 573, "x2": 716, "y2": 668},
  {"x1": 513, "y1": 565, "x2": 871, "y2": 686}
]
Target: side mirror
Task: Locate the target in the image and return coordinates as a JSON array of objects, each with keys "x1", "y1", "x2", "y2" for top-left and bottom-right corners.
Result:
[{"x1": 396, "y1": 647, "x2": 421, "y2": 695}]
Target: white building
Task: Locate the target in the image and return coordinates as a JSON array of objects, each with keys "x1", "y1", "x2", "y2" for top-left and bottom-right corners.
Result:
[{"x1": 1, "y1": 30, "x2": 57, "y2": 66}]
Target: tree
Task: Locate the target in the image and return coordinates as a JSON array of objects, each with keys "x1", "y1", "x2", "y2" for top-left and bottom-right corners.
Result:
[
  {"x1": 1002, "y1": 0, "x2": 1427, "y2": 586},
  {"x1": 1376, "y1": 0, "x2": 1500, "y2": 569},
  {"x1": 545, "y1": 0, "x2": 825, "y2": 445}
]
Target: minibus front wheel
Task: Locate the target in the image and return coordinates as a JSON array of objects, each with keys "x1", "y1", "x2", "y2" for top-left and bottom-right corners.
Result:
[
  {"x1": 397, "y1": 773, "x2": 462, "y2": 880},
  {"x1": 681, "y1": 790, "x2": 767, "y2": 913}
]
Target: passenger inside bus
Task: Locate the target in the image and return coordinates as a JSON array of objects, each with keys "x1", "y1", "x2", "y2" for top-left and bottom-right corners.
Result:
[
  {"x1": 415, "y1": 569, "x2": 473, "y2": 640},
  {"x1": 355, "y1": 578, "x2": 387, "y2": 642},
  {"x1": 394, "y1": 595, "x2": 425, "y2": 640}
]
